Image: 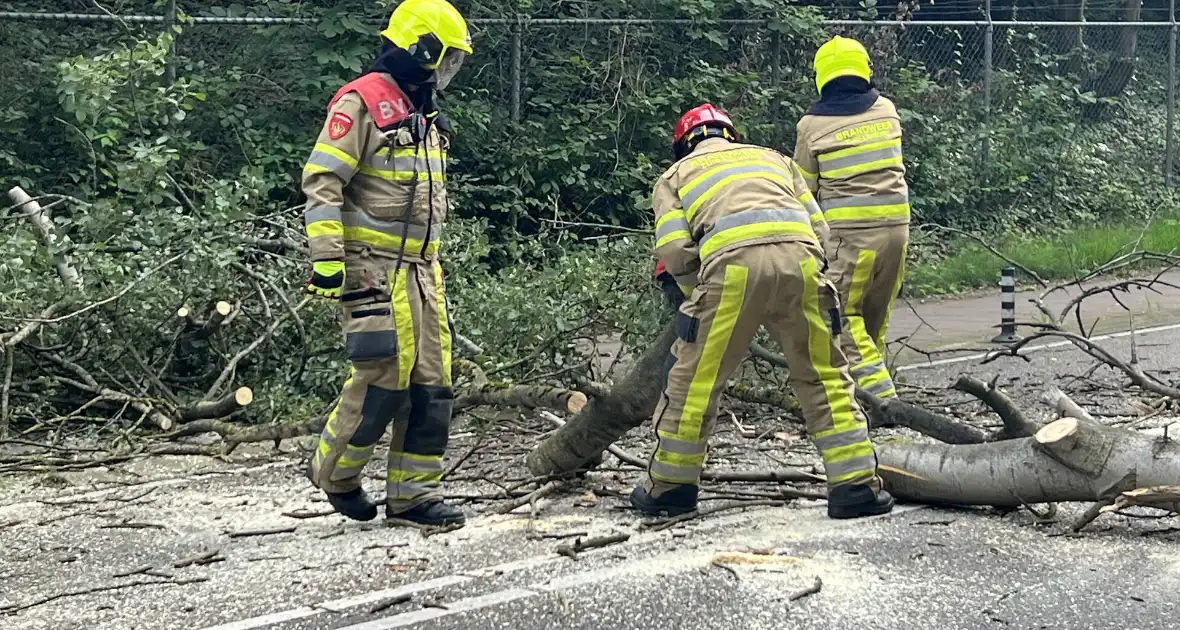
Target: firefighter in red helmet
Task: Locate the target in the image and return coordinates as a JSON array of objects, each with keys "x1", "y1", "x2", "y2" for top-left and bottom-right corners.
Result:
[{"x1": 633, "y1": 104, "x2": 894, "y2": 520}]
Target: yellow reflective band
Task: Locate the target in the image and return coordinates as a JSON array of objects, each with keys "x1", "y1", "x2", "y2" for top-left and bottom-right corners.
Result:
[
  {"x1": 679, "y1": 264, "x2": 748, "y2": 440},
  {"x1": 387, "y1": 470, "x2": 444, "y2": 483},
  {"x1": 656, "y1": 210, "x2": 687, "y2": 229},
  {"x1": 798, "y1": 190, "x2": 815, "y2": 204},
  {"x1": 822, "y1": 441, "x2": 876, "y2": 464},
  {"x1": 680, "y1": 160, "x2": 793, "y2": 221},
  {"x1": 800, "y1": 257, "x2": 860, "y2": 436},
  {"x1": 343, "y1": 226, "x2": 441, "y2": 256},
  {"x1": 821, "y1": 156, "x2": 904, "y2": 180},
  {"x1": 303, "y1": 163, "x2": 333, "y2": 176},
  {"x1": 823, "y1": 203, "x2": 911, "y2": 222},
  {"x1": 306, "y1": 220, "x2": 344, "y2": 239},
  {"x1": 879, "y1": 241, "x2": 908, "y2": 356},
  {"x1": 313, "y1": 142, "x2": 359, "y2": 168},
  {"x1": 820, "y1": 137, "x2": 900, "y2": 162},
  {"x1": 795, "y1": 163, "x2": 817, "y2": 179},
  {"x1": 317, "y1": 440, "x2": 330, "y2": 458},
  {"x1": 846, "y1": 249, "x2": 885, "y2": 368},
  {"x1": 699, "y1": 222, "x2": 816, "y2": 261},
  {"x1": 654, "y1": 449, "x2": 707, "y2": 468},
  {"x1": 357, "y1": 166, "x2": 446, "y2": 182},
  {"x1": 434, "y1": 262, "x2": 453, "y2": 388},
  {"x1": 828, "y1": 468, "x2": 876, "y2": 485},
  {"x1": 656, "y1": 229, "x2": 692, "y2": 249},
  {"x1": 338, "y1": 453, "x2": 369, "y2": 468},
  {"x1": 395, "y1": 451, "x2": 441, "y2": 464},
  {"x1": 391, "y1": 267, "x2": 416, "y2": 389}
]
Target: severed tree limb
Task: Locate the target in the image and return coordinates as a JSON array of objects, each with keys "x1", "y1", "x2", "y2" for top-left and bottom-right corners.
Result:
[
  {"x1": 195, "y1": 301, "x2": 233, "y2": 339},
  {"x1": 456, "y1": 384, "x2": 588, "y2": 415},
  {"x1": 985, "y1": 329, "x2": 1180, "y2": 400},
  {"x1": 7, "y1": 186, "x2": 83, "y2": 292},
  {"x1": 788, "y1": 576, "x2": 824, "y2": 602},
  {"x1": 538, "y1": 411, "x2": 645, "y2": 468},
  {"x1": 1041, "y1": 385, "x2": 1096, "y2": 422},
  {"x1": 877, "y1": 417, "x2": 1179, "y2": 506},
  {"x1": 178, "y1": 387, "x2": 254, "y2": 423},
  {"x1": 643, "y1": 500, "x2": 786, "y2": 532},
  {"x1": 556, "y1": 533, "x2": 631, "y2": 559},
  {"x1": 203, "y1": 297, "x2": 310, "y2": 401},
  {"x1": 856, "y1": 389, "x2": 988, "y2": 444},
  {"x1": 490, "y1": 481, "x2": 565, "y2": 515},
  {"x1": 952, "y1": 375, "x2": 1039, "y2": 439},
  {"x1": 1, "y1": 302, "x2": 67, "y2": 350},
  {"x1": 726, "y1": 383, "x2": 800, "y2": 415},
  {"x1": 1099, "y1": 486, "x2": 1180, "y2": 516}
]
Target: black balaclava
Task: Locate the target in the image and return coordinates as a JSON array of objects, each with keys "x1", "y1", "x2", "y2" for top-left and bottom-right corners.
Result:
[
  {"x1": 806, "y1": 75, "x2": 880, "y2": 117},
  {"x1": 368, "y1": 42, "x2": 450, "y2": 131}
]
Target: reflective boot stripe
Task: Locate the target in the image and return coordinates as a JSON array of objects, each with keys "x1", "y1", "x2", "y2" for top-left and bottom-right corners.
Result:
[
  {"x1": 433, "y1": 262, "x2": 453, "y2": 388},
  {"x1": 391, "y1": 268, "x2": 416, "y2": 390},
  {"x1": 650, "y1": 430, "x2": 709, "y2": 485},
  {"x1": 801, "y1": 256, "x2": 876, "y2": 485},
  {"x1": 387, "y1": 452, "x2": 444, "y2": 501}
]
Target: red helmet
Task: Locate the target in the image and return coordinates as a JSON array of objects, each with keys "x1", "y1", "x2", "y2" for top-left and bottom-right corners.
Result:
[{"x1": 673, "y1": 104, "x2": 738, "y2": 159}]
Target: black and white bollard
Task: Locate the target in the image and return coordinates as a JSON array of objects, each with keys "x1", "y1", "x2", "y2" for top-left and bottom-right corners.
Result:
[{"x1": 991, "y1": 265, "x2": 1022, "y2": 345}]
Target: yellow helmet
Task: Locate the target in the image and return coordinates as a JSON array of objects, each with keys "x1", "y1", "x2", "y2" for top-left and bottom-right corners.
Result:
[
  {"x1": 813, "y1": 35, "x2": 871, "y2": 94},
  {"x1": 380, "y1": 0, "x2": 473, "y2": 89}
]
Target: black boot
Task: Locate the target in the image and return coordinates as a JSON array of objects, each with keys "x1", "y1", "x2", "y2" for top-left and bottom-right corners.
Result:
[
  {"x1": 827, "y1": 484, "x2": 895, "y2": 519},
  {"x1": 323, "y1": 488, "x2": 379, "y2": 522},
  {"x1": 630, "y1": 483, "x2": 699, "y2": 517},
  {"x1": 306, "y1": 461, "x2": 378, "y2": 522},
  {"x1": 387, "y1": 500, "x2": 466, "y2": 526}
]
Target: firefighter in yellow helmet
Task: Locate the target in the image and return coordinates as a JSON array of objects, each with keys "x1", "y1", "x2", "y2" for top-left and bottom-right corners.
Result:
[
  {"x1": 300, "y1": 0, "x2": 473, "y2": 526},
  {"x1": 793, "y1": 35, "x2": 909, "y2": 401},
  {"x1": 631, "y1": 104, "x2": 894, "y2": 520}
]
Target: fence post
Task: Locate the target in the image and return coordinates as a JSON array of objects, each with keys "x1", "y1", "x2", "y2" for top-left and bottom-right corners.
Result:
[
  {"x1": 981, "y1": 0, "x2": 993, "y2": 176},
  {"x1": 770, "y1": 29, "x2": 782, "y2": 147},
  {"x1": 511, "y1": 19, "x2": 522, "y2": 124},
  {"x1": 165, "y1": 0, "x2": 177, "y2": 85},
  {"x1": 1168, "y1": 0, "x2": 1176, "y2": 186}
]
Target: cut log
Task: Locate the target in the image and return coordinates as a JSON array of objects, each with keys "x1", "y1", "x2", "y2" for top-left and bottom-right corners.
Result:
[
  {"x1": 526, "y1": 322, "x2": 678, "y2": 476},
  {"x1": 877, "y1": 417, "x2": 1179, "y2": 507},
  {"x1": 455, "y1": 384, "x2": 588, "y2": 414},
  {"x1": 952, "y1": 375, "x2": 1039, "y2": 439},
  {"x1": 196, "y1": 301, "x2": 233, "y2": 338},
  {"x1": 178, "y1": 387, "x2": 253, "y2": 423},
  {"x1": 7, "y1": 187, "x2": 83, "y2": 292}
]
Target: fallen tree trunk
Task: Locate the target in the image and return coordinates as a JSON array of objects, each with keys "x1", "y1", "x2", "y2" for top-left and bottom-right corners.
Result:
[
  {"x1": 525, "y1": 322, "x2": 678, "y2": 476},
  {"x1": 877, "y1": 416, "x2": 1180, "y2": 507},
  {"x1": 455, "y1": 384, "x2": 588, "y2": 414}
]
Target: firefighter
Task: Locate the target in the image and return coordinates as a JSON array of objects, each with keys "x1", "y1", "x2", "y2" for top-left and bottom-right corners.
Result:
[
  {"x1": 301, "y1": 0, "x2": 472, "y2": 526},
  {"x1": 632, "y1": 104, "x2": 895, "y2": 520},
  {"x1": 793, "y1": 35, "x2": 910, "y2": 401}
]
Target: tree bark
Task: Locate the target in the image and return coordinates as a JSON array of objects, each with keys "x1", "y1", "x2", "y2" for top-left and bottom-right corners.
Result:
[
  {"x1": 7, "y1": 187, "x2": 83, "y2": 292},
  {"x1": 525, "y1": 322, "x2": 677, "y2": 476},
  {"x1": 877, "y1": 417, "x2": 1178, "y2": 506}
]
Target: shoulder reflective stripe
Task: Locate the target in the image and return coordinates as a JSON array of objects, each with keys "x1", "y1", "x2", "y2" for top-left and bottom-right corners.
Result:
[
  {"x1": 655, "y1": 210, "x2": 692, "y2": 247},
  {"x1": 305, "y1": 149, "x2": 359, "y2": 178},
  {"x1": 311, "y1": 142, "x2": 360, "y2": 168},
  {"x1": 433, "y1": 263, "x2": 453, "y2": 388},
  {"x1": 698, "y1": 208, "x2": 815, "y2": 260},
  {"x1": 679, "y1": 161, "x2": 793, "y2": 220},
  {"x1": 820, "y1": 152, "x2": 903, "y2": 180},
  {"x1": 819, "y1": 193, "x2": 909, "y2": 210},
  {"x1": 818, "y1": 137, "x2": 899, "y2": 163},
  {"x1": 677, "y1": 264, "x2": 749, "y2": 441},
  {"x1": 305, "y1": 205, "x2": 343, "y2": 225}
]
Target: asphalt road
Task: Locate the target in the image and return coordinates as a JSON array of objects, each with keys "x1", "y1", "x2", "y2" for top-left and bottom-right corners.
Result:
[{"x1": 3, "y1": 292, "x2": 1180, "y2": 630}]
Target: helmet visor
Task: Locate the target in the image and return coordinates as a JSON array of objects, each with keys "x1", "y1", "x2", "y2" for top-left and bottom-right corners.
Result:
[{"x1": 433, "y1": 48, "x2": 466, "y2": 91}]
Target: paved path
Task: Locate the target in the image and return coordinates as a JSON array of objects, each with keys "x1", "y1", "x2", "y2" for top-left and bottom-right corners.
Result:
[{"x1": 890, "y1": 270, "x2": 1180, "y2": 362}]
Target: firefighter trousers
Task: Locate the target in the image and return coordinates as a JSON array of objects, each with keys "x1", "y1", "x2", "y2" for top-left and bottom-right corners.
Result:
[
  {"x1": 308, "y1": 257, "x2": 454, "y2": 512},
  {"x1": 827, "y1": 224, "x2": 908, "y2": 400},
  {"x1": 646, "y1": 241, "x2": 881, "y2": 496}
]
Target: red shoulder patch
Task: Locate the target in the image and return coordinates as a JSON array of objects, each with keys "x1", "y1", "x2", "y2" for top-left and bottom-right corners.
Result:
[{"x1": 328, "y1": 112, "x2": 354, "y2": 140}]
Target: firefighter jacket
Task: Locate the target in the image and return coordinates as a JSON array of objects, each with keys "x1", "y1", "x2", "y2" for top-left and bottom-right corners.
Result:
[
  {"x1": 652, "y1": 138, "x2": 827, "y2": 290},
  {"x1": 301, "y1": 72, "x2": 449, "y2": 265},
  {"x1": 792, "y1": 96, "x2": 910, "y2": 229}
]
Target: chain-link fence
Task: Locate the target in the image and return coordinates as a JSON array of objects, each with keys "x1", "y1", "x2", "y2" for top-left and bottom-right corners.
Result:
[{"x1": 3, "y1": 7, "x2": 1178, "y2": 227}]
